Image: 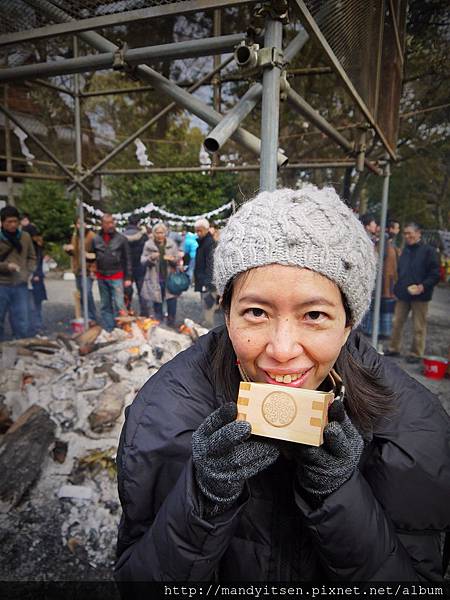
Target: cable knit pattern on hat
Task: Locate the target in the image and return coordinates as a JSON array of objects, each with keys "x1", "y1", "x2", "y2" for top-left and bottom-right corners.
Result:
[{"x1": 213, "y1": 186, "x2": 377, "y2": 326}]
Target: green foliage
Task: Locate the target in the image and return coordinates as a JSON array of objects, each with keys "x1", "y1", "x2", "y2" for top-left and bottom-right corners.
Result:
[
  {"x1": 17, "y1": 181, "x2": 76, "y2": 243},
  {"x1": 46, "y1": 241, "x2": 71, "y2": 270},
  {"x1": 105, "y1": 171, "x2": 238, "y2": 217}
]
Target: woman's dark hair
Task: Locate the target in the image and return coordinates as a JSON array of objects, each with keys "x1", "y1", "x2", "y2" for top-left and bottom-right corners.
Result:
[{"x1": 212, "y1": 276, "x2": 395, "y2": 433}]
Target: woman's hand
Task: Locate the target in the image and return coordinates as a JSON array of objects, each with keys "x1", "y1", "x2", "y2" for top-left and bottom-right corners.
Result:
[
  {"x1": 295, "y1": 399, "x2": 364, "y2": 505},
  {"x1": 192, "y1": 402, "x2": 279, "y2": 516}
]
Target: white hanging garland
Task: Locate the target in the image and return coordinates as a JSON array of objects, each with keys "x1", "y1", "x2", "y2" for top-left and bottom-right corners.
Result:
[{"x1": 82, "y1": 199, "x2": 234, "y2": 225}]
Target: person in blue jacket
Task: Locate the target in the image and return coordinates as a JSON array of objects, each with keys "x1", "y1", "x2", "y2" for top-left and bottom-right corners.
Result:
[
  {"x1": 115, "y1": 187, "x2": 449, "y2": 584},
  {"x1": 182, "y1": 229, "x2": 198, "y2": 283}
]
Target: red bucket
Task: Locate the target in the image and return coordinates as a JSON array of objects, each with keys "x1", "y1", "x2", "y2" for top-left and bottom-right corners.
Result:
[
  {"x1": 71, "y1": 318, "x2": 85, "y2": 335},
  {"x1": 422, "y1": 356, "x2": 448, "y2": 380}
]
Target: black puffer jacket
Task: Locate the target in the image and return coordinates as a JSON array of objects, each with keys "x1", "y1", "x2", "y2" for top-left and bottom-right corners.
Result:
[
  {"x1": 394, "y1": 241, "x2": 440, "y2": 302},
  {"x1": 115, "y1": 330, "x2": 450, "y2": 582}
]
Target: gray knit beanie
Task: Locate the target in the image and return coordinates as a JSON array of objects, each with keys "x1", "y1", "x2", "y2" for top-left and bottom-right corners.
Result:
[{"x1": 214, "y1": 186, "x2": 377, "y2": 327}]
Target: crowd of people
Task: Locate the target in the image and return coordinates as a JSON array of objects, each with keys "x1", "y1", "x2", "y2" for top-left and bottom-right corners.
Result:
[
  {"x1": 0, "y1": 202, "x2": 443, "y2": 360},
  {"x1": 0, "y1": 205, "x2": 220, "y2": 340},
  {"x1": 0, "y1": 206, "x2": 46, "y2": 340},
  {"x1": 358, "y1": 212, "x2": 440, "y2": 362}
]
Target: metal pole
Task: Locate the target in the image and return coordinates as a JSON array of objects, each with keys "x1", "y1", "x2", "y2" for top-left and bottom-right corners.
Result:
[
  {"x1": 98, "y1": 161, "x2": 355, "y2": 175},
  {"x1": 260, "y1": 15, "x2": 283, "y2": 191},
  {"x1": 24, "y1": 0, "x2": 287, "y2": 168},
  {"x1": 204, "y1": 27, "x2": 311, "y2": 154},
  {"x1": 0, "y1": 170, "x2": 66, "y2": 180},
  {"x1": 371, "y1": 161, "x2": 390, "y2": 350},
  {"x1": 1, "y1": 0, "x2": 259, "y2": 47},
  {"x1": 213, "y1": 10, "x2": 222, "y2": 113},
  {"x1": 0, "y1": 103, "x2": 92, "y2": 196},
  {"x1": 204, "y1": 83, "x2": 262, "y2": 153},
  {"x1": 0, "y1": 34, "x2": 247, "y2": 84},
  {"x1": 212, "y1": 9, "x2": 222, "y2": 169},
  {"x1": 3, "y1": 84, "x2": 14, "y2": 205},
  {"x1": 67, "y1": 55, "x2": 234, "y2": 192},
  {"x1": 73, "y1": 38, "x2": 89, "y2": 331}
]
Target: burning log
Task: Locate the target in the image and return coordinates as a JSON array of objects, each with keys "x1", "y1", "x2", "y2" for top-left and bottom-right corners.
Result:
[{"x1": 0, "y1": 405, "x2": 56, "y2": 512}]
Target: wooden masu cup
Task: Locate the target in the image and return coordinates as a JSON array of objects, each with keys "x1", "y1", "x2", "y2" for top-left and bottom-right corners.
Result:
[{"x1": 236, "y1": 381, "x2": 333, "y2": 446}]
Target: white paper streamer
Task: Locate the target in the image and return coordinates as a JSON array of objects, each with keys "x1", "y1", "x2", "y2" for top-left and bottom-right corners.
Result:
[
  {"x1": 13, "y1": 126, "x2": 35, "y2": 166},
  {"x1": 82, "y1": 199, "x2": 233, "y2": 224}
]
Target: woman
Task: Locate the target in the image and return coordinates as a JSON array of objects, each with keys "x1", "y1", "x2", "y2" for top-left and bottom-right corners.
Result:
[
  {"x1": 141, "y1": 222, "x2": 179, "y2": 326},
  {"x1": 64, "y1": 218, "x2": 97, "y2": 324},
  {"x1": 116, "y1": 187, "x2": 449, "y2": 582}
]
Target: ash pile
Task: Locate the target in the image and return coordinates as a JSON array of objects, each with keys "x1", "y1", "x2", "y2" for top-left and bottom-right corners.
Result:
[{"x1": 0, "y1": 318, "x2": 207, "y2": 579}]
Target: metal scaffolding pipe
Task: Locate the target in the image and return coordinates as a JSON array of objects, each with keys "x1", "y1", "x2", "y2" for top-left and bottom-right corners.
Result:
[
  {"x1": 203, "y1": 27, "x2": 311, "y2": 154},
  {"x1": 260, "y1": 16, "x2": 284, "y2": 191},
  {"x1": 0, "y1": 0, "x2": 259, "y2": 47},
  {"x1": 73, "y1": 37, "x2": 89, "y2": 331},
  {"x1": 98, "y1": 161, "x2": 354, "y2": 175},
  {"x1": 284, "y1": 27, "x2": 309, "y2": 62},
  {"x1": 0, "y1": 161, "x2": 355, "y2": 180},
  {"x1": 204, "y1": 83, "x2": 262, "y2": 153},
  {"x1": 371, "y1": 161, "x2": 391, "y2": 350},
  {"x1": 0, "y1": 103, "x2": 92, "y2": 196},
  {"x1": 25, "y1": 0, "x2": 288, "y2": 167},
  {"x1": 0, "y1": 170, "x2": 67, "y2": 180},
  {"x1": 287, "y1": 88, "x2": 353, "y2": 152},
  {"x1": 0, "y1": 34, "x2": 246, "y2": 84},
  {"x1": 67, "y1": 55, "x2": 234, "y2": 192}
]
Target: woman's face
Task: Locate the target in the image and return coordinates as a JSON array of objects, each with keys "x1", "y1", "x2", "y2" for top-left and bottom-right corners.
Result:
[
  {"x1": 154, "y1": 227, "x2": 166, "y2": 244},
  {"x1": 226, "y1": 265, "x2": 351, "y2": 390}
]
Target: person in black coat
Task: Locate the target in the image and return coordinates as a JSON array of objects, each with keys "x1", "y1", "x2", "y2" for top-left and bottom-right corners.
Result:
[
  {"x1": 92, "y1": 213, "x2": 132, "y2": 331},
  {"x1": 122, "y1": 215, "x2": 148, "y2": 315},
  {"x1": 115, "y1": 187, "x2": 449, "y2": 584},
  {"x1": 193, "y1": 218, "x2": 217, "y2": 328},
  {"x1": 386, "y1": 222, "x2": 440, "y2": 362}
]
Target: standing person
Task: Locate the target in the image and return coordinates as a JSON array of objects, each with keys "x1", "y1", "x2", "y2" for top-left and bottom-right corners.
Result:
[
  {"x1": 115, "y1": 187, "x2": 449, "y2": 583},
  {"x1": 194, "y1": 218, "x2": 217, "y2": 328},
  {"x1": 122, "y1": 215, "x2": 148, "y2": 315},
  {"x1": 0, "y1": 206, "x2": 36, "y2": 340},
  {"x1": 360, "y1": 228, "x2": 398, "y2": 340},
  {"x1": 23, "y1": 222, "x2": 47, "y2": 336},
  {"x1": 386, "y1": 222, "x2": 440, "y2": 362},
  {"x1": 141, "y1": 222, "x2": 179, "y2": 327},
  {"x1": 360, "y1": 213, "x2": 378, "y2": 243},
  {"x1": 388, "y1": 219, "x2": 401, "y2": 243},
  {"x1": 64, "y1": 218, "x2": 98, "y2": 324},
  {"x1": 182, "y1": 228, "x2": 198, "y2": 283},
  {"x1": 92, "y1": 213, "x2": 132, "y2": 332}
]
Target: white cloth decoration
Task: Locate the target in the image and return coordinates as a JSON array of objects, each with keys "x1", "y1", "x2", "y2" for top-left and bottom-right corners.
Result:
[
  {"x1": 134, "y1": 138, "x2": 153, "y2": 167},
  {"x1": 13, "y1": 126, "x2": 35, "y2": 166}
]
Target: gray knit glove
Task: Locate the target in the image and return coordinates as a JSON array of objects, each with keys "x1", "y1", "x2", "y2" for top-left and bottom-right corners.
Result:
[
  {"x1": 295, "y1": 399, "x2": 364, "y2": 506},
  {"x1": 192, "y1": 402, "x2": 280, "y2": 516}
]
